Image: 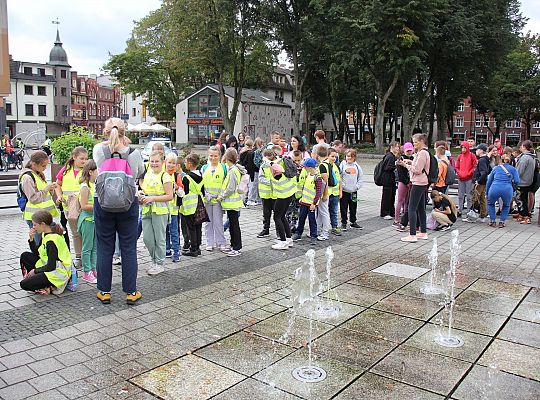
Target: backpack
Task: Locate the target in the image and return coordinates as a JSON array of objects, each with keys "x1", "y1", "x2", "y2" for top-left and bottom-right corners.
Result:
[
  {"x1": 373, "y1": 159, "x2": 385, "y2": 186},
  {"x1": 95, "y1": 147, "x2": 137, "y2": 213},
  {"x1": 282, "y1": 156, "x2": 298, "y2": 178},
  {"x1": 17, "y1": 171, "x2": 36, "y2": 212},
  {"x1": 237, "y1": 173, "x2": 250, "y2": 194},
  {"x1": 443, "y1": 160, "x2": 457, "y2": 186},
  {"x1": 422, "y1": 149, "x2": 439, "y2": 185},
  {"x1": 253, "y1": 148, "x2": 264, "y2": 169}
]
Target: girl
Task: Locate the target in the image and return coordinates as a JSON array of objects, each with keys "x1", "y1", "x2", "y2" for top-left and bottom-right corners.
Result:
[
  {"x1": 217, "y1": 148, "x2": 246, "y2": 257},
  {"x1": 78, "y1": 160, "x2": 98, "y2": 283},
  {"x1": 175, "y1": 156, "x2": 190, "y2": 253},
  {"x1": 20, "y1": 151, "x2": 59, "y2": 245},
  {"x1": 217, "y1": 132, "x2": 229, "y2": 156},
  {"x1": 165, "y1": 153, "x2": 181, "y2": 262},
  {"x1": 380, "y1": 141, "x2": 400, "y2": 220},
  {"x1": 179, "y1": 153, "x2": 204, "y2": 257},
  {"x1": 20, "y1": 210, "x2": 72, "y2": 295},
  {"x1": 139, "y1": 151, "x2": 173, "y2": 275},
  {"x1": 55, "y1": 146, "x2": 88, "y2": 267},
  {"x1": 237, "y1": 132, "x2": 246, "y2": 151},
  {"x1": 339, "y1": 149, "x2": 363, "y2": 230},
  {"x1": 202, "y1": 146, "x2": 227, "y2": 251},
  {"x1": 394, "y1": 142, "x2": 414, "y2": 231}
]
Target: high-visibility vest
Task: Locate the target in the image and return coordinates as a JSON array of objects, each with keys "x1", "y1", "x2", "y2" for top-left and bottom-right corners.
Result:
[
  {"x1": 179, "y1": 175, "x2": 202, "y2": 216},
  {"x1": 328, "y1": 163, "x2": 341, "y2": 196},
  {"x1": 258, "y1": 166, "x2": 274, "y2": 200},
  {"x1": 296, "y1": 168, "x2": 308, "y2": 199},
  {"x1": 202, "y1": 163, "x2": 227, "y2": 204},
  {"x1": 166, "y1": 171, "x2": 179, "y2": 216},
  {"x1": 22, "y1": 172, "x2": 59, "y2": 221},
  {"x1": 221, "y1": 167, "x2": 243, "y2": 210},
  {"x1": 140, "y1": 170, "x2": 170, "y2": 215},
  {"x1": 60, "y1": 168, "x2": 81, "y2": 202},
  {"x1": 35, "y1": 233, "x2": 72, "y2": 288},
  {"x1": 272, "y1": 160, "x2": 297, "y2": 199},
  {"x1": 300, "y1": 173, "x2": 320, "y2": 205},
  {"x1": 78, "y1": 182, "x2": 94, "y2": 222}
]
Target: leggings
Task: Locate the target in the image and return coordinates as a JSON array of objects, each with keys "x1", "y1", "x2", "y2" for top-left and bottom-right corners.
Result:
[
  {"x1": 394, "y1": 182, "x2": 410, "y2": 222},
  {"x1": 487, "y1": 185, "x2": 513, "y2": 222},
  {"x1": 273, "y1": 196, "x2": 293, "y2": 241},
  {"x1": 20, "y1": 252, "x2": 53, "y2": 291},
  {"x1": 408, "y1": 185, "x2": 427, "y2": 236}
]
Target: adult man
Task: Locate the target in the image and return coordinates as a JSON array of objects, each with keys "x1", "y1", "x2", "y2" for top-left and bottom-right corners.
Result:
[
  {"x1": 265, "y1": 131, "x2": 282, "y2": 150},
  {"x1": 311, "y1": 130, "x2": 330, "y2": 158},
  {"x1": 515, "y1": 140, "x2": 537, "y2": 224},
  {"x1": 467, "y1": 136, "x2": 477, "y2": 155}
]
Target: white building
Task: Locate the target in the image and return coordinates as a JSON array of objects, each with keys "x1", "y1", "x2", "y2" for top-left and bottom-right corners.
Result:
[
  {"x1": 121, "y1": 93, "x2": 156, "y2": 125},
  {"x1": 176, "y1": 84, "x2": 292, "y2": 144}
]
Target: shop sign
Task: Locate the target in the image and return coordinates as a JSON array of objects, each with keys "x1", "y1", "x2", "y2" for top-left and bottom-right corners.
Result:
[{"x1": 187, "y1": 118, "x2": 224, "y2": 125}]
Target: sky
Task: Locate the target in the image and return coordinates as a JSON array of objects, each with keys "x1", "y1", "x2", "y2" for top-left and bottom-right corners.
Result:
[{"x1": 5, "y1": 0, "x2": 540, "y2": 76}]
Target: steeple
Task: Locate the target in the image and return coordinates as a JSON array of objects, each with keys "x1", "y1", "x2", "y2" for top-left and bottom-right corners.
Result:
[{"x1": 48, "y1": 20, "x2": 70, "y2": 67}]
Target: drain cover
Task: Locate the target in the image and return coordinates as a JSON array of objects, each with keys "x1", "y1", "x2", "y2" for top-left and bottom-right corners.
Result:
[
  {"x1": 434, "y1": 334, "x2": 464, "y2": 348},
  {"x1": 316, "y1": 304, "x2": 341, "y2": 319},
  {"x1": 292, "y1": 366, "x2": 327, "y2": 383},
  {"x1": 419, "y1": 285, "x2": 443, "y2": 295}
]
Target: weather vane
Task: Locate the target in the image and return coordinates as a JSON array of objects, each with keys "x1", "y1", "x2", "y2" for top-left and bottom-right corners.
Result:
[{"x1": 51, "y1": 18, "x2": 59, "y2": 25}]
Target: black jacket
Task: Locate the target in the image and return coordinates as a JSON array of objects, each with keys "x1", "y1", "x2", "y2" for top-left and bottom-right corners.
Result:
[
  {"x1": 473, "y1": 155, "x2": 491, "y2": 185},
  {"x1": 381, "y1": 152, "x2": 397, "y2": 187},
  {"x1": 397, "y1": 155, "x2": 413, "y2": 184}
]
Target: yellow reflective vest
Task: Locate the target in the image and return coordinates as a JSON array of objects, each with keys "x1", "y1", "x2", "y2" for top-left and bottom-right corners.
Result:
[
  {"x1": 327, "y1": 163, "x2": 341, "y2": 197},
  {"x1": 202, "y1": 163, "x2": 227, "y2": 204},
  {"x1": 221, "y1": 167, "x2": 243, "y2": 210},
  {"x1": 300, "y1": 173, "x2": 320, "y2": 205},
  {"x1": 140, "y1": 170, "x2": 170, "y2": 215},
  {"x1": 179, "y1": 174, "x2": 202, "y2": 216},
  {"x1": 60, "y1": 168, "x2": 81, "y2": 202},
  {"x1": 258, "y1": 165, "x2": 274, "y2": 200},
  {"x1": 22, "y1": 172, "x2": 59, "y2": 221},
  {"x1": 35, "y1": 233, "x2": 72, "y2": 288},
  {"x1": 272, "y1": 160, "x2": 297, "y2": 199}
]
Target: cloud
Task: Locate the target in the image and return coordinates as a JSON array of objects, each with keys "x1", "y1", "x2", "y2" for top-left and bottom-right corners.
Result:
[{"x1": 521, "y1": 0, "x2": 540, "y2": 35}]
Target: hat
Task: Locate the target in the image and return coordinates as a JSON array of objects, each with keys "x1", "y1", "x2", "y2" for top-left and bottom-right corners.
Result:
[
  {"x1": 494, "y1": 138, "x2": 501, "y2": 143},
  {"x1": 303, "y1": 158, "x2": 317, "y2": 168},
  {"x1": 271, "y1": 163, "x2": 284, "y2": 176},
  {"x1": 477, "y1": 143, "x2": 488, "y2": 151},
  {"x1": 403, "y1": 142, "x2": 414, "y2": 151}
]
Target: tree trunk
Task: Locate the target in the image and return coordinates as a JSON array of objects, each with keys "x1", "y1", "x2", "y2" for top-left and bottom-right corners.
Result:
[
  {"x1": 292, "y1": 49, "x2": 307, "y2": 137},
  {"x1": 374, "y1": 71, "x2": 399, "y2": 152},
  {"x1": 217, "y1": 81, "x2": 233, "y2": 134}
]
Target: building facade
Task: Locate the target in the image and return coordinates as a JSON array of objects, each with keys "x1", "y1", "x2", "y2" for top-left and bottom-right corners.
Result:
[{"x1": 120, "y1": 93, "x2": 156, "y2": 125}]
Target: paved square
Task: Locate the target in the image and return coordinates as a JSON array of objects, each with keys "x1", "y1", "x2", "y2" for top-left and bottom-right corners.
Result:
[{"x1": 371, "y1": 263, "x2": 429, "y2": 279}]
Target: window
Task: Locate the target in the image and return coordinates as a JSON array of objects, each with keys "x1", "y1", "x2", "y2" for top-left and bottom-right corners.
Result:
[
  {"x1": 5, "y1": 103, "x2": 12, "y2": 115},
  {"x1": 132, "y1": 107, "x2": 136, "y2": 117},
  {"x1": 514, "y1": 120, "x2": 521, "y2": 128},
  {"x1": 24, "y1": 85, "x2": 33, "y2": 95},
  {"x1": 475, "y1": 118, "x2": 481, "y2": 127},
  {"x1": 61, "y1": 87, "x2": 67, "y2": 96},
  {"x1": 25, "y1": 104, "x2": 34, "y2": 116},
  {"x1": 38, "y1": 105, "x2": 47, "y2": 116},
  {"x1": 455, "y1": 116, "x2": 464, "y2": 128},
  {"x1": 23, "y1": 66, "x2": 32, "y2": 75},
  {"x1": 62, "y1": 105, "x2": 68, "y2": 117},
  {"x1": 60, "y1": 70, "x2": 67, "y2": 79},
  {"x1": 534, "y1": 121, "x2": 540, "y2": 128},
  {"x1": 457, "y1": 102, "x2": 464, "y2": 112},
  {"x1": 506, "y1": 120, "x2": 512, "y2": 128},
  {"x1": 38, "y1": 68, "x2": 45, "y2": 77},
  {"x1": 55, "y1": 105, "x2": 57, "y2": 117},
  {"x1": 37, "y1": 86, "x2": 46, "y2": 96},
  {"x1": 483, "y1": 117, "x2": 489, "y2": 127}
]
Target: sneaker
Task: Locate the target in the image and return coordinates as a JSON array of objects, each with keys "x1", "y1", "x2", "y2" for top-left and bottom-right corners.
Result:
[
  {"x1": 317, "y1": 235, "x2": 329, "y2": 241},
  {"x1": 400, "y1": 235, "x2": 418, "y2": 243},
  {"x1": 75, "y1": 258, "x2": 82, "y2": 270},
  {"x1": 498, "y1": 221, "x2": 506, "y2": 228},
  {"x1": 272, "y1": 241, "x2": 289, "y2": 250},
  {"x1": 92, "y1": 269, "x2": 98, "y2": 278},
  {"x1": 478, "y1": 217, "x2": 486, "y2": 223},
  {"x1": 165, "y1": 250, "x2": 172, "y2": 258},
  {"x1": 440, "y1": 225, "x2": 451, "y2": 232},
  {"x1": 462, "y1": 216, "x2": 469, "y2": 222},
  {"x1": 206, "y1": 245, "x2": 214, "y2": 251},
  {"x1": 488, "y1": 221, "x2": 497, "y2": 227},
  {"x1": 520, "y1": 217, "x2": 531, "y2": 225},
  {"x1": 287, "y1": 238, "x2": 294, "y2": 248},
  {"x1": 341, "y1": 223, "x2": 347, "y2": 231},
  {"x1": 330, "y1": 227, "x2": 342, "y2": 236},
  {"x1": 417, "y1": 233, "x2": 429, "y2": 240},
  {"x1": 457, "y1": 211, "x2": 462, "y2": 218},
  {"x1": 97, "y1": 291, "x2": 111, "y2": 304},
  {"x1": 310, "y1": 237, "x2": 317, "y2": 246},
  {"x1": 292, "y1": 233, "x2": 302, "y2": 241},
  {"x1": 350, "y1": 222, "x2": 363, "y2": 229},
  {"x1": 257, "y1": 230, "x2": 270, "y2": 238},
  {"x1": 172, "y1": 253, "x2": 180, "y2": 263},
  {"x1": 219, "y1": 245, "x2": 231, "y2": 253},
  {"x1": 112, "y1": 256, "x2": 121, "y2": 265},
  {"x1": 383, "y1": 215, "x2": 393, "y2": 220},
  {"x1": 246, "y1": 200, "x2": 257, "y2": 206},
  {"x1": 147, "y1": 264, "x2": 165, "y2": 276},
  {"x1": 126, "y1": 291, "x2": 142, "y2": 305},
  {"x1": 226, "y1": 250, "x2": 241, "y2": 257},
  {"x1": 392, "y1": 221, "x2": 400, "y2": 228},
  {"x1": 82, "y1": 271, "x2": 97, "y2": 284},
  {"x1": 394, "y1": 224, "x2": 406, "y2": 232},
  {"x1": 183, "y1": 251, "x2": 198, "y2": 257},
  {"x1": 196, "y1": 249, "x2": 202, "y2": 255}
]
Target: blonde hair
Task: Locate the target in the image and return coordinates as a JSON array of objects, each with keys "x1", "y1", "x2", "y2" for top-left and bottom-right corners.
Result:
[
  {"x1": 79, "y1": 159, "x2": 97, "y2": 185},
  {"x1": 165, "y1": 152, "x2": 177, "y2": 163},
  {"x1": 223, "y1": 148, "x2": 238, "y2": 164},
  {"x1": 104, "y1": 118, "x2": 126, "y2": 153},
  {"x1": 244, "y1": 138, "x2": 254, "y2": 149},
  {"x1": 208, "y1": 145, "x2": 221, "y2": 154},
  {"x1": 254, "y1": 137, "x2": 263, "y2": 149},
  {"x1": 149, "y1": 150, "x2": 164, "y2": 161}
]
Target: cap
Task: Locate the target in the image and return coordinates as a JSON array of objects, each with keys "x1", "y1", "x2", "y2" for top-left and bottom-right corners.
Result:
[
  {"x1": 403, "y1": 142, "x2": 414, "y2": 151},
  {"x1": 477, "y1": 143, "x2": 488, "y2": 151},
  {"x1": 494, "y1": 138, "x2": 501, "y2": 143},
  {"x1": 303, "y1": 158, "x2": 317, "y2": 168}
]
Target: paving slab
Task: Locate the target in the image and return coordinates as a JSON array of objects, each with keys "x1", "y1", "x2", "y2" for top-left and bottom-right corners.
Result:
[
  {"x1": 430, "y1": 305, "x2": 507, "y2": 336},
  {"x1": 334, "y1": 372, "x2": 444, "y2": 399},
  {"x1": 372, "y1": 293, "x2": 442, "y2": 321},
  {"x1": 347, "y1": 272, "x2": 412, "y2": 292},
  {"x1": 212, "y1": 378, "x2": 302, "y2": 400},
  {"x1": 327, "y1": 283, "x2": 391, "y2": 307},
  {"x1": 455, "y1": 290, "x2": 520, "y2": 316},
  {"x1": 478, "y1": 339, "x2": 540, "y2": 381},
  {"x1": 396, "y1": 280, "x2": 462, "y2": 301},
  {"x1": 130, "y1": 354, "x2": 245, "y2": 400},
  {"x1": 512, "y1": 301, "x2": 540, "y2": 323},
  {"x1": 497, "y1": 318, "x2": 540, "y2": 348},
  {"x1": 295, "y1": 299, "x2": 364, "y2": 326},
  {"x1": 371, "y1": 263, "x2": 429, "y2": 279},
  {"x1": 467, "y1": 279, "x2": 529, "y2": 300},
  {"x1": 417, "y1": 272, "x2": 476, "y2": 290}
]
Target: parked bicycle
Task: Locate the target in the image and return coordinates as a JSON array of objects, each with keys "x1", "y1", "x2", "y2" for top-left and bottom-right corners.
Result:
[{"x1": 0, "y1": 147, "x2": 24, "y2": 171}]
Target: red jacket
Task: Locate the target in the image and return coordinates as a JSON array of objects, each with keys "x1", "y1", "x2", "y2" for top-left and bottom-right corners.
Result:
[{"x1": 455, "y1": 141, "x2": 477, "y2": 181}]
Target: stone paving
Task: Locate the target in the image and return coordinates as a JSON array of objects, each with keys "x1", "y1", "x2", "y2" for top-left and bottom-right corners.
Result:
[{"x1": 0, "y1": 165, "x2": 538, "y2": 399}]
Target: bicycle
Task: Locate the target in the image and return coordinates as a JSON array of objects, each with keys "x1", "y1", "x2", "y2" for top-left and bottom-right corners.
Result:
[
  {"x1": 0, "y1": 148, "x2": 8, "y2": 172},
  {"x1": 14, "y1": 148, "x2": 25, "y2": 170}
]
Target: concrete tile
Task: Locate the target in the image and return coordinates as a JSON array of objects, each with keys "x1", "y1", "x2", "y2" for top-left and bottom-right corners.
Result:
[
  {"x1": 0, "y1": 351, "x2": 34, "y2": 369},
  {"x1": 295, "y1": 299, "x2": 364, "y2": 325},
  {"x1": 497, "y1": 318, "x2": 540, "y2": 348},
  {"x1": 26, "y1": 389, "x2": 69, "y2": 400},
  {"x1": 27, "y1": 357, "x2": 65, "y2": 376},
  {"x1": 479, "y1": 339, "x2": 540, "y2": 380},
  {"x1": 512, "y1": 301, "x2": 540, "y2": 323},
  {"x1": 212, "y1": 378, "x2": 302, "y2": 399},
  {"x1": 28, "y1": 371, "x2": 68, "y2": 392},
  {"x1": 331, "y1": 283, "x2": 391, "y2": 307},
  {"x1": 57, "y1": 364, "x2": 94, "y2": 383},
  {"x1": 467, "y1": 279, "x2": 529, "y2": 300},
  {"x1": 347, "y1": 272, "x2": 411, "y2": 291},
  {"x1": 456, "y1": 290, "x2": 520, "y2": 316},
  {"x1": 2, "y1": 338, "x2": 35, "y2": 354},
  {"x1": 0, "y1": 381, "x2": 38, "y2": 400},
  {"x1": 371, "y1": 263, "x2": 429, "y2": 279},
  {"x1": 430, "y1": 306, "x2": 507, "y2": 336},
  {"x1": 372, "y1": 293, "x2": 442, "y2": 321},
  {"x1": 0, "y1": 364, "x2": 37, "y2": 385},
  {"x1": 55, "y1": 349, "x2": 90, "y2": 367}
]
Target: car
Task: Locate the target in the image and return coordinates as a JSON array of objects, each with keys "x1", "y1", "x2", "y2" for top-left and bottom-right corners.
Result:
[{"x1": 141, "y1": 139, "x2": 177, "y2": 161}]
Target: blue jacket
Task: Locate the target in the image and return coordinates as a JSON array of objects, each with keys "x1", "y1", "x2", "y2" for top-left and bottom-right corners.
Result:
[{"x1": 486, "y1": 164, "x2": 520, "y2": 195}]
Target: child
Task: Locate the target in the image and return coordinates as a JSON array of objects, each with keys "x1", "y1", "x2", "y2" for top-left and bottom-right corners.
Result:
[
  {"x1": 175, "y1": 156, "x2": 190, "y2": 253},
  {"x1": 217, "y1": 148, "x2": 246, "y2": 257},
  {"x1": 78, "y1": 160, "x2": 98, "y2": 283},
  {"x1": 202, "y1": 146, "x2": 227, "y2": 251},
  {"x1": 139, "y1": 151, "x2": 173, "y2": 275},
  {"x1": 270, "y1": 157, "x2": 297, "y2": 250},
  {"x1": 179, "y1": 153, "x2": 204, "y2": 257},
  {"x1": 164, "y1": 153, "x2": 182, "y2": 262},
  {"x1": 55, "y1": 146, "x2": 88, "y2": 267},
  {"x1": 20, "y1": 210, "x2": 72, "y2": 295},
  {"x1": 314, "y1": 146, "x2": 331, "y2": 241},
  {"x1": 430, "y1": 190, "x2": 457, "y2": 231},
  {"x1": 434, "y1": 145, "x2": 449, "y2": 194},
  {"x1": 327, "y1": 148, "x2": 342, "y2": 235},
  {"x1": 292, "y1": 158, "x2": 322, "y2": 245},
  {"x1": 257, "y1": 148, "x2": 277, "y2": 238},
  {"x1": 339, "y1": 149, "x2": 363, "y2": 230}
]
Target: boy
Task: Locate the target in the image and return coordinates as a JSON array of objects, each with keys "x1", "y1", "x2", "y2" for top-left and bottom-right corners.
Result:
[
  {"x1": 430, "y1": 190, "x2": 456, "y2": 231},
  {"x1": 292, "y1": 158, "x2": 322, "y2": 246},
  {"x1": 466, "y1": 143, "x2": 490, "y2": 223},
  {"x1": 327, "y1": 148, "x2": 342, "y2": 235},
  {"x1": 434, "y1": 146, "x2": 449, "y2": 194},
  {"x1": 257, "y1": 149, "x2": 277, "y2": 238},
  {"x1": 175, "y1": 156, "x2": 190, "y2": 253},
  {"x1": 314, "y1": 146, "x2": 331, "y2": 240},
  {"x1": 455, "y1": 141, "x2": 477, "y2": 218},
  {"x1": 179, "y1": 154, "x2": 203, "y2": 257}
]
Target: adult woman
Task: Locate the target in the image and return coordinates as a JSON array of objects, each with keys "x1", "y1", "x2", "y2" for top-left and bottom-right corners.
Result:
[
  {"x1": 237, "y1": 132, "x2": 246, "y2": 151},
  {"x1": 19, "y1": 151, "x2": 59, "y2": 245},
  {"x1": 380, "y1": 141, "x2": 400, "y2": 220},
  {"x1": 246, "y1": 137, "x2": 264, "y2": 206},
  {"x1": 216, "y1": 132, "x2": 229, "y2": 156},
  {"x1": 226, "y1": 135, "x2": 239, "y2": 151},
  {"x1": 286, "y1": 135, "x2": 309, "y2": 161},
  {"x1": 398, "y1": 134, "x2": 430, "y2": 242},
  {"x1": 514, "y1": 140, "x2": 536, "y2": 224},
  {"x1": 487, "y1": 154, "x2": 520, "y2": 228},
  {"x1": 93, "y1": 117, "x2": 144, "y2": 305}
]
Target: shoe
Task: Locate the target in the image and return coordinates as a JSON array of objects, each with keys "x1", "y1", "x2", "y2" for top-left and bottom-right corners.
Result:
[
  {"x1": 92, "y1": 269, "x2": 98, "y2": 278},
  {"x1": 440, "y1": 225, "x2": 451, "y2": 232},
  {"x1": 292, "y1": 233, "x2": 302, "y2": 241},
  {"x1": 75, "y1": 258, "x2": 82, "y2": 270},
  {"x1": 478, "y1": 217, "x2": 486, "y2": 223},
  {"x1": 488, "y1": 221, "x2": 497, "y2": 227},
  {"x1": 112, "y1": 256, "x2": 121, "y2": 265},
  {"x1": 257, "y1": 230, "x2": 270, "y2": 238},
  {"x1": 392, "y1": 221, "x2": 400, "y2": 228},
  {"x1": 401, "y1": 235, "x2": 418, "y2": 243},
  {"x1": 147, "y1": 264, "x2": 164, "y2": 276},
  {"x1": 310, "y1": 237, "x2": 317, "y2": 246},
  {"x1": 172, "y1": 253, "x2": 180, "y2": 262},
  {"x1": 126, "y1": 291, "x2": 142, "y2": 305},
  {"x1": 383, "y1": 215, "x2": 393, "y2": 220},
  {"x1": 272, "y1": 241, "x2": 289, "y2": 250},
  {"x1": 165, "y1": 250, "x2": 172, "y2": 258},
  {"x1": 82, "y1": 271, "x2": 97, "y2": 284},
  {"x1": 246, "y1": 201, "x2": 257, "y2": 206},
  {"x1": 462, "y1": 216, "x2": 469, "y2": 222},
  {"x1": 520, "y1": 217, "x2": 531, "y2": 225},
  {"x1": 395, "y1": 224, "x2": 406, "y2": 232},
  {"x1": 457, "y1": 211, "x2": 462, "y2": 218},
  {"x1": 417, "y1": 233, "x2": 429, "y2": 240},
  {"x1": 226, "y1": 250, "x2": 241, "y2": 257},
  {"x1": 206, "y1": 245, "x2": 214, "y2": 251},
  {"x1": 183, "y1": 251, "x2": 198, "y2": 257},
  {"x1": 219, "y1": 245, "x2": 231, "y2": 253},
  {"x1": 287, "y1": 238, "x2": 294, "y2": 248},
  {"x1": 330, "y1": 227, "x2": 342, "y2": 236},
  {"x1": 350, "y1": 222, "x2": 363, "y2": 229},
  {"x1": 196, "y1": 249, "x2": 202, "y2": 255},
  {"x1": 341, "y1": 223, "x2": 347, "y2": 231},
  {"x1": 464, "y1": 218, "x2": 476, "y2": 223},
  {"x1": 498, "y1": 221, "x2": 506, "y2": 228},
  {"x1": 317, "y1": 235, "x2": 329, "y2": 241},
  {"x1": 97, "y1": 291, "x2": 111, "y2": 304}
]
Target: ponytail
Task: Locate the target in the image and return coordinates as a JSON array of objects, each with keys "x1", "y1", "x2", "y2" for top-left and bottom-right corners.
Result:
[
  {"x1": 50, "y1": 222, "x2": 65, "y2": 235},
  {"x1": 103, "y1": 117, "x2": 126, "y2": 153}
]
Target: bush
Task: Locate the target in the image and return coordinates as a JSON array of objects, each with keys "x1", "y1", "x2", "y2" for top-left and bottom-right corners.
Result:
[
  {"x1": 127, "y1": 132, "x2": 139, "y2": 144},
  {"x1": 51, "y1": 126, "x2": 98, "y2": 165},
  {"x1": 196, "y1": 155, "x2": 208, "y2": 169}
]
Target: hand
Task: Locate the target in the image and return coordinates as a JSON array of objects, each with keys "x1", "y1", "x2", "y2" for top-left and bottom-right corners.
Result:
[
  {"x1": 141, "y1": 196, "x2": 153, "y2": 204},
  {"x1": 28, "y1": 228, "x2": 36, "y2": 241},
  {"x1": 45, "y1": 183, "x2": 56, "y2": 192},
  {"x1": 309, "y1": 204, "x2": 316, "y2": 211},
  {"x1": 403, "y1": 159, "x2": 412, "y2": 165},
  {"x1": 177, "y1": 188, "x2": 185, "y2": 197}
]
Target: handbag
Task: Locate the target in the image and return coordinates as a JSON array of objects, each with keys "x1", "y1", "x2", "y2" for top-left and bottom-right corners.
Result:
[
  {"x1": 500, "y1": 164, "x2": 518, "y2": 192},
  {"x1": 66, "y1": 195, "x2": 81, "y2": 222},
  {"x1": 193, "y1": 196, "x2": 210, "y2": 225}
]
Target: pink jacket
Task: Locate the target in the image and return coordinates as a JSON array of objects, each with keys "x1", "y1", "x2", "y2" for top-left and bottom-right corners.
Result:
[{"x1": 409, "y1": 149, "x2": 430, "y2": 186}]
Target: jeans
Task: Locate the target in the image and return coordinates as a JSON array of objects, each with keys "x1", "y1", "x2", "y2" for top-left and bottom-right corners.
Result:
[
  {"x1": 328, "y1": 195, "x2": 339, "y2": 228},
  {"x1": 226, "y1": 210, "x2": 242, "y2": 250},
  {"x1": 394, "y1": 182, "x2": 410, "y2": 222},
  {"x1": 296, "y1": 204, "x2": 317, "y2": 238},
  {"x1": 205, "y1": 203, "x2": 225, "y2": 247},
  {"x1": 273, "y1": 196, "x2": 293, "y2": 241},
  {"x1": 340, "y1": 192, "x2": 358, "y2": 224},
  {"x1": 166, "y1": 215, "x2": 180, "y2": 255},
  {"x1": 458, "y1": 179, "x2": 473, "y2": 212},
  {"x1": 380, "y1": 185, "x2": 396, "y2": 217},
  {"x1": 95, "y1": 198, "x2": 139, "y2": 294},
  {"x1": 408, "y1": 185, "x2": 427, "y2": 236},
  {"x1": 488, "y1": 184, "x2": 513, "y2": 222}
]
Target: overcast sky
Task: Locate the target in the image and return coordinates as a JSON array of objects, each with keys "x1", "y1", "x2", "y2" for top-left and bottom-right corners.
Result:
[{"x1": 6, "y1": 0, "x2": 540, "y2": 75}]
